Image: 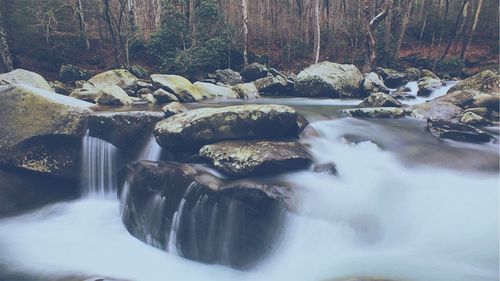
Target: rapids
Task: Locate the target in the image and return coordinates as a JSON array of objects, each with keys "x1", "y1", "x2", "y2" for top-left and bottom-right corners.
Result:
[{"x1": 0, "y1": 89, "x2": 498, "y2": 281}]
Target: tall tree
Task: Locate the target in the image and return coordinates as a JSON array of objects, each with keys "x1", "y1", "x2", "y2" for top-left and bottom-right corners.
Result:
[
  {"x1": 363, "y1": 0, "x2": 392, "y2": 72},
  {"x1": 435, "y1": 0, "x2": 468, "y2": 69},
  {"x1": 313, "y1": 0, "x2": 320, "y2": 63},
  {"x1": 241, "y1": 0, "x2": 248, "y2": 65},
  {"x1": 76, "y1": 0, "x2": 90, "y2": 50},
  {"x1": 0, "y1": 5, "x2": 13, "y2": 72},
  {"x1": 392, "y1": 0, "x2": 412, "y2": 63},
  {"x1": 460, "y1": 0, "x2": 483, "y2": 59}
]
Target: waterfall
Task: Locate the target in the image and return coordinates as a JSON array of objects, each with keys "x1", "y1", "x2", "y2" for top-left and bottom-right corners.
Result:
[
  {"x1": 81, "y1": 130, "x2": 119, "y2": 198},
  {"x1": 138, "y1": 135, "x2": 162, "y2": 161}
]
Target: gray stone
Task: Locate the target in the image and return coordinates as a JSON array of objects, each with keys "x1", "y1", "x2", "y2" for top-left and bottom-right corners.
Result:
[
  {"x1": 358, "y1": 92, "x2": 403, "y2": 108},
  {"x1": 162, "y1": 102, "x2": 188, "y2": 118},
  {"x1": 343, "y1": 107, "x2": 406, "y2": 118},
  {"x1": 151, "y1": 74, "x2": 203, "y2": 102}
]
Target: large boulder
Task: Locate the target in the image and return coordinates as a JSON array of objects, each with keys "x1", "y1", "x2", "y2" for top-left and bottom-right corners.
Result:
[
  {"x1": 436, "y1": 90, "x2": 500, "y2": 112},
  {"x1": 240, "y1": 62, "x2": 269, "y2": 82},
  {"x1": 427, "y1": 118, "x2": 493, "y2": 143},
  {"x1": 342, "y1": 107, "x2": 406, "y2": 118},
  {"x1": 199, "y1": 141, "x2": 312, "y2": 177},
  {"x1": 295, "y1": 62, "x2": 364, "y2": 98},
  {"x1": 363, "y1": 72, "x2": 390, "y2": 94},
  {"x1": 119, "y1": 160, "x2": 288, "y2": 269},
  {"x1": 358, "y1": 92, "x2": 402, "y2": 108},
  {"x1": 87, "y1": 111, "x2": 164, "y2": 149},
  {"x1": 410, "y1": 101, "x2": 463, "y2": 121},
  {"x1": 448, "y1": 70, "x2": 497, "y2": 93},
  {"x1": 96, "y1": 85, "x2": 133, "y2": 106},
  {"x1": 214, "y1": 69, "x2": 243, "y2": 85},
  {"x1": 58, "y1": 64, "x2": 92, "y2": 83},
  {"x1": 193, "y1": 82, "x2": 240, "y2": 100},
  {"x1": 232, "y1": 83, "x2": 261, "y2": 99},
  {"x1": 0, "y1": 69, "x2": 53, "y2": 91},
  {"x1": 88, "y1": 69, "x2": 139, "y2": 91},
  {"x1": 151, "y1": 74, "x2": 203, "y2": 102},
  {"x1": 253, "y1": 74, "x2": 287, "y2": 95},
  {"x1": 0, "y1": 84, "x2": 92, "y2": 178},
  {"x1": 154, "y1": 104, "x2": 300, "y2": 151}
]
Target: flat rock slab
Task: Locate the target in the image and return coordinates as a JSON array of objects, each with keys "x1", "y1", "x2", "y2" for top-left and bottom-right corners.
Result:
[
  {"x1": 154, "y1": 104, "x2": 299, "y2": 151},
  {"x1": 427, "y1": 118, "x2": 493, "y2": 143},
  {"x1": 343, "y1": 107, "x2": 406, "y2": 118},
  {"x1": 200, "y1": 141, "x2": 312, "y2": 177}
]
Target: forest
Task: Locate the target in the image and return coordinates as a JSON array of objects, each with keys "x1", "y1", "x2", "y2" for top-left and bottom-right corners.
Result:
[
  {"x1": 0, "y1": 0, "x2": 498, "y2": 78},
  {"x1": 0, "y1": 1, "x2": 498, "y2": 281}
]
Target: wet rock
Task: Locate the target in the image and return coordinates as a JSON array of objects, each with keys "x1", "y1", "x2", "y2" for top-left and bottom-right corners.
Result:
[
  {"x1": 392, "y1": 86, "x2": 416, "y2": 100},
  {"x1": 120, "y1": 160, "x2": 288, "y2": 269},
  {"x1": 88, "y1": 69, "x2": 139, "y2": 91},
  {"x1": 253, "y1": 74, "x2": 287, "y2": 95},
  {"x1": 0, "y1": 84, "x2": 91, "y2": 178},
  {"x1": 58, "y1": 64, "x2": 92, "y2": 83},
  {"x1": 240, "y1": 62, "x2": 269, "y2": 82},
  {"x1": 151, "y1": 74, "x2": 203, "y2": 102},
  {"x1": 427, "y1": 118, "x2": 493, "y2": 143},
  {"x1": 96, "y1": 85, "x2": 133, "y2": 106},
  {"x1": 363, "y1": 72, "x2": 390, "y2": 94},
  {"x1": 163, "y1": 102, "x2": 188, "y2": 118},
  {"x1": 437, "y1": 90, "x2": 500, "y2": 111},
  {"x1": 343, "y1": 107, "x2": 406, "y2": 118},
  {"x1": 295, "y1": 62, "x2": 364, "y2": 98},
  {"x1": 232, "y1": 83, "x2": 261, "y2": 99},
  {"x1": 0, "y1": 169, "x2": 78, "y2": 218},
  {"x1": 448, "y1": 70, "x2": 497, "y2": 93},
  {"x1": 409, "y1": 101, "x2": 463, "y2": 120},
  {"x1": 200, "y1": 141, "x2": 312, "y2": 177},
  {"x1": 154, "y1": 104, "x2": 299, "y2": 151},
  {"x1": 151, "y1": 88, "x2": 179, "y2": 104},
  {"x1": 313, "y1": 162, "x2": 338, "y2": 175},
  {"x1": 417, "y1": 77, "x2": 442, "y2": 97},
  {"x1": 87, "y1": 111, "x2": 164, "y2": 149},
  {"x1": 214, "y1": 69, "x2": 243, "y2": 86},
  {"x1": 459, "y1": 111, "x2": 492, "y2": 126},
  {"x1": 193, "y1": 82, "x2": 240, "y2": 100},
  {"x1": 0, "y1": 69, "x2": 53, "y2": 91},
  {"x1": 358, "y1": 92, "x2": 403, "y2": 108}
]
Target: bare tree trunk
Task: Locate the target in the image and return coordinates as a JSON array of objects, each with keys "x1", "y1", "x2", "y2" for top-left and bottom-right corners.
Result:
[
  {"x1": 363, "y1": 0, "x2": 392, "y2": 72},
  {"x1": 76, "y1": 0, "x2": 90, "y2": 50},
  {"x1": 435, "y1": 0, "x2": 468, "y2": 68},
  {"x1": 392, "y1": 0, "x2": 412, "y2": 63},
  {"x1": 0, "y1": 7, "x2": 13, "y2": 72},
  {"x1": 313, "y1": 0, "x2": 320, "y2": 63},
  {"x1": 461, "y1": 0, "x2": 482, "y2": 59},
  {"x1": 242, "y1": 0, "x2": 249, "y2": 66}
]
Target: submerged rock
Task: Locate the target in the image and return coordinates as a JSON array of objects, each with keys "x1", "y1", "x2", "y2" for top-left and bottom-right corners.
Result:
[
  {"x1": 240, "y1": 62, "x2": 269, "y2": 82},
  {"x1": 0, "y1": 84, "x2": 91, "y2": 178},
  {"x1": 427, "y1": 118, "x2": 493, "y2": 143},
  {"x1": 151, "y1": 74, "x2": 203, "y2": 102},
  {"x1": 154, "y1": 104, "x2": 299, "y2": 151},
  {"x1": 120, "y1": 160, "x2": 289, "y2": 269},
  {"x1": 358, "y1": 92, "x2": 403, "y2": 108},
  {"x1": 199, "y1": 141, "x2": 312, "y2": 177},
  {"x1": 193, "y1": 82, "x2": 240, "y2": 100},
  {"x1": 0, "y1": 69, "x2": 53, "y2": 91},
  {"x1": 295, "y1": 62, "x2": 364, "y2": 98},
  {"x1": 87, "y1": 111, "x2": 163, "y2": 149},
  {"x1": 163, "y1": 102, "x2": 188, "y2": 118},
  {"x1": 343, "y1": 107, "x2": 406, "y2": 118}
]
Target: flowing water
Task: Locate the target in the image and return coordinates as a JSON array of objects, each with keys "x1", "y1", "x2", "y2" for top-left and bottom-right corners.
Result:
[{"x1": 0, "y1": 86, "x2": 498, "y2": 281}]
